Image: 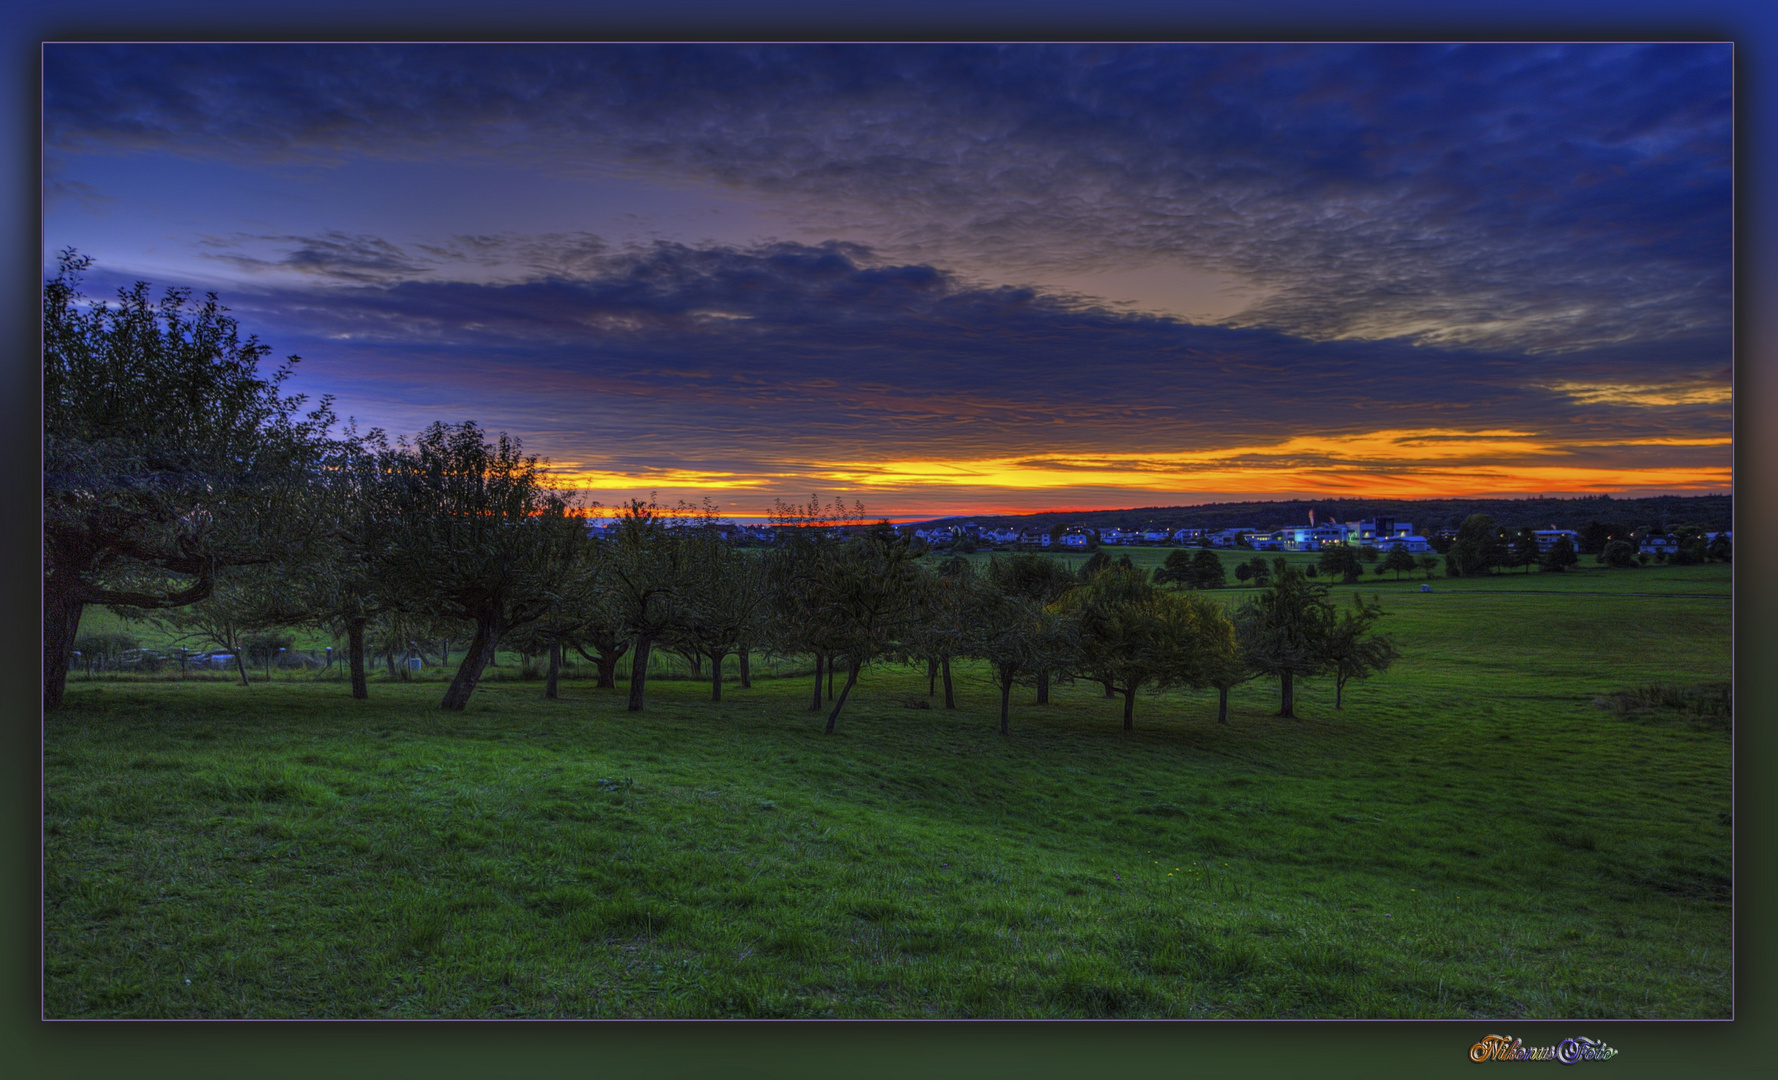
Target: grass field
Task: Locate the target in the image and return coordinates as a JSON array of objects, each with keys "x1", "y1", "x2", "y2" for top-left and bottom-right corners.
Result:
[{"x1": 44, "y1": 557, "x2": 1732, "y2": 1018}]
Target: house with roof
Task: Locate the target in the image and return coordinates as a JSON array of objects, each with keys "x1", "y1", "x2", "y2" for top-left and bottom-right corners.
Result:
[
  {"x1": 1207, "y1": 527, "x2": 1257, "y2": 548},
  {"x1": 1639, "y1": 534, "x2": 1679, "y2": 556},
  {"x1": 1285, "y1": 523, "x2": 1350, "y2": 551},
  {"x1": 1381, "y1": 535, "x2": 1432, "y2": 553},
  {"x1": 1532, "y1": 529, "x2": 1580, "y2": 553}
]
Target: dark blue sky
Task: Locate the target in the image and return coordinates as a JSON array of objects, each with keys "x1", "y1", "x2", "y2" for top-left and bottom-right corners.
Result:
[{"x1": 44, "y1": 42, "x2": 1732, "y2": 517}]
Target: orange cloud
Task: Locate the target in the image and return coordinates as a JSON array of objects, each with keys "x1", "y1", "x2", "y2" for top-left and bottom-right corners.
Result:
[{"x1": 545, "y1": 425, "x2": 1729, "y2": 515}]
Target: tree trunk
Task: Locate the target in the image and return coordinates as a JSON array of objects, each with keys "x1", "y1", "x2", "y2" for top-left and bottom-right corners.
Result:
[
  {"x1": 385, "y1": 650, "x2": 397, "y2": 680},
  {"x1": 810, "y1": 651, "x2": 825, "y2": 711},
  {"x1": 440, "y1": 619, "x2": 499, "y2": 711},
  {"x1": 596, "y1": 650, "x2": 620, "y2": 689},
  {"x1": 710, "y1": 650, "x2": 726, "y2": 702},
  {"x1": 1122, "y1": 683, "x2": 1136, "y2": 731},
  {"x1": 545, "y1": 640, "x2": 561, "y2": 700},
  {"x1": 235, "y1": 651, "x2": 251, "y2": 688},
  {"x1": 941, "y1": 654, "x2": 955, "y2": 709},
  {"x1": 1036, "y1": 669, "x2": 1049, "y2": 705},
  {"x1": 441, "y1": 637, "x2": 451, "y2": 668},
  {"x1": 1335, "y1": 674, "x2": 1345, "y2": 710},
  {"x1": 1217, "y1": 686, "x2": 1229, "y2": 724},
  {"x1": 43, "y1": 579, "x2": 83, "y2": 710},
  {"x1": 927, "y1": 656, "x2": 939, "y2": 696},
  {"x1": 999, "y1": 669, "x2": 1013, "y2": 736},
  {"x1": 1103, "y1": 678, "x2": 1116, "y2": 698},
  {"x1": 687, "y1": 651, "x2": 701, "y2": 677},
  {"x1": 347, "y1": 618, "x2": 368, "y2": 699},
  {"x1": 739, "y1": 648, "x2": 751, "y2": 689},
  {"x1": 827, "y1": 654, "x2": 836, "y2": 698},
  {"x1": 823, "y1": 658, "x2": 861, "y2": 734},
  {"x1": 1279, "y1": 671, "x2": 1296, "y2": 718},
  {"x1": 627, "y1": 634, "x2": 655, "y2": 712}
]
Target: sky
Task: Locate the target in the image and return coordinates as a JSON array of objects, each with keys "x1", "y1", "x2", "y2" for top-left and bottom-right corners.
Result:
[{"x1": 43, "y1": 42, "x2": 1733, "y2": 521}]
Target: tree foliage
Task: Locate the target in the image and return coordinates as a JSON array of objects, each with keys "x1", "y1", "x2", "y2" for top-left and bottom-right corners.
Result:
[
  {"x1": 1237, "y1": 558, "x2": 1335, "y2": 718},
  {"x1": 1323, "y1": 593, "x2": 1400, "y2": 709},
  {"x1": 1445, "y1": 514, "x2": 1507, "y2": 577},
  {"x1": 1538, "y1": 535, "x2": 1579, "y2": 573},
  {"x1": 43, "y1": 251, "x2": 334, "y2": 709},
  {"x1": 373, "y1": 422, "x2": 581, "y2": 710}
]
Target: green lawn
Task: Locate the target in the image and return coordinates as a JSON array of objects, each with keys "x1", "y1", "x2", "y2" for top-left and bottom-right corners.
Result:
[{"x1": 45, "y1": 561, "x2": 1732, "y2": 1018}]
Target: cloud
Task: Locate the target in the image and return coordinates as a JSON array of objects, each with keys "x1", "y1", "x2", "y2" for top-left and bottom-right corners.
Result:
[
  {"x1": 46, "y1": 43, "x2": 1731, "y2": 356},
  {"x1": 83, "y1": 238, "x2": 1718, "y2": 507},
  {"x1": 197, "y1": 230, "x2": 615, "y2": 284}
]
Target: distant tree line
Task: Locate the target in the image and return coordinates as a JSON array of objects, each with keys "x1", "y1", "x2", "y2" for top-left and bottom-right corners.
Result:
[{"x1": 923, "y1": 494, "x2": 1731, "y2": 538}]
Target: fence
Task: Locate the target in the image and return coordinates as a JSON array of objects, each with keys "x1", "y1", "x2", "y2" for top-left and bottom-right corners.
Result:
[{"x1": 67, "y1": 645, "x2": 821, "y2": 684}]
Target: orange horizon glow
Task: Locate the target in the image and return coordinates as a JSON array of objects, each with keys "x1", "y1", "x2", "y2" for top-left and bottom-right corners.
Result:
[{"x1": 545, "y1": 425, "x2": 1730, "y2": 518}]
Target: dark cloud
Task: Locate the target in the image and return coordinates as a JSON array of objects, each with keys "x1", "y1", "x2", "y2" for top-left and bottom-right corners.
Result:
[
  {"x1": 45, "y1": 43, "x2": 1731, "y2": 354},
  {"x1": 198, "y1": 231, "x2": 433, "y2": 282},
  {"x1": 78, "y1": 240, "x2": 1722, "y2": 479},
  {"x1": 197, "y1": 230, "x2": 614, "y2": 283}
]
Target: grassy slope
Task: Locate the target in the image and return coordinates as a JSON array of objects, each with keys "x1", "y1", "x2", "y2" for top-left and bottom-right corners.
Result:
[{"x1": 44, "y1": 561, "x2": 1731, "y2": 1018}]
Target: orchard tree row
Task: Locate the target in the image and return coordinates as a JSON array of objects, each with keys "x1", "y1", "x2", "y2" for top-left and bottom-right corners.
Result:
[{"x1": 44, "y1": 252, "x2": 1396, "y2": 727}]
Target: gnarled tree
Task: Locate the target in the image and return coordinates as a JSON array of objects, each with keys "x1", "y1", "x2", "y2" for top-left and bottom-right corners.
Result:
[{"x1": 43, "y1": 251, "x2": 332, "y2": 709}]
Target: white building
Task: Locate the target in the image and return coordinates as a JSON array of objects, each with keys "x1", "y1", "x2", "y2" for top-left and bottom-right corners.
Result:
[{"x1": 1532, "y1": 529, "x2": 1580, "y2": 553}]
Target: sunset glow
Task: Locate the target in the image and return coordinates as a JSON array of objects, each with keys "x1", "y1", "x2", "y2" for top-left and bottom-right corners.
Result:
[{"x1": 45, "y1": 44, "x2": 1730, "y2": 520}]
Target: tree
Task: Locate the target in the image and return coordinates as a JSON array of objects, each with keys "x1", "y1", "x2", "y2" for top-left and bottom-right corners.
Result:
[
  {"x1": 375, "y1": 422, "x2": 582, "y2": 710},
  {"x1": 762, "y1": 494, "x2": 865, "y2": 713},
  {"x1": 43, "y1": 252, "x2": 333, "y2": 709},
  {"x1": 1670, "y1": 528, "x2": 1708, "y2": 566},
  {"x1": 286, "y1": 428, "x2": 407, "y2": 700},
  {"x1": 1707, "y1": 533, "x2": 1732, "y2": 562},
  {"x1": 1318, "y1": 544, "x2": 1364, "y2": 584},
  {"x1": 499, "y1": 536, "x2": 609, "y2": 701},
  {"x1": 980, "y1": 552, "x2": 1077, "y2": 703},
  {"x1": 1445, "y1": 514, "x2": 1507, "y2": 577},
  {"x1": 1238, "y1": 558, "x2": 1335, "y2": 718},
  {"x1": 1578, "y1": 520, "x2": 1615, "y2": 555},
  {"x1": 153, "y1": 569, "x2": 283, "y2": 687},
  {"x1": 1415, "y1": 555, "x2": 1440, "y2": 580},
  {"x1": 1381, "y1": 543, "x2": 1416, "y2": 580},
  {"x1": 907, "y1": 556, "x2": 976, "y2": 709},
  {"x1": 1323, "y1": 594, "x2": 1400, "y2": 709},
  {"x1": 1065, "y1": 564, "x2": 1232, "y2": 731},
  {"x1": 1510, "y1": 527, "x2": 1540, "y2": 574},
  {"x1": 1207, "y1": 615, "x2": 1255, "y2": 724},
  {"x1": 1600, "y1": 540, "x2": 1638, "y2": 568},
  {"x1": 673, "y1": 523, "x2": 770, "y2": 703},
  {"x1": 1538, "y1": 536, "x2": 1579, "y2": 574},
  {"x1": 962, "y1": 569, "x2": 1079, "y2": 735},
  {"x1": 809, "y1": 526, "x2": 926, "y2": 734},
  {"x1": 602, "y1": 498, "x2": 703, "y2": 712},
  {"x1": 1152, "y1": 548, "x2": 1196, "y2": 588}
]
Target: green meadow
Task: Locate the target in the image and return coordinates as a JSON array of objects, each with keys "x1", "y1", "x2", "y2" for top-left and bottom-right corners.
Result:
[{"x1": 44, "y1": 555, "x2": 1732, "y2": 1018}]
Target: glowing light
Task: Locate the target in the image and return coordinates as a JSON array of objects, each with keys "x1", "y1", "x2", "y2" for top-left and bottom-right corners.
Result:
[
  {"x1": 543, "y1": 425, "x2": 1729, "y2": 517},
  {"x1": 1546, "y1": 381, "x2": 1732, "y2": 407}
]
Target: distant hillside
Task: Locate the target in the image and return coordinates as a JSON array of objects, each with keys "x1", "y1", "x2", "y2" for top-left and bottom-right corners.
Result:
[{"x1": 922, "y1": 494, "x2": 1731, "y2": 535}]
